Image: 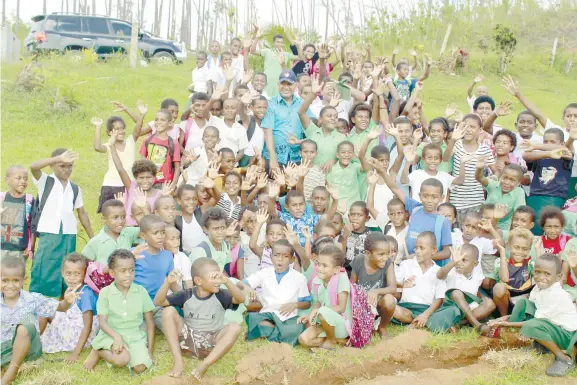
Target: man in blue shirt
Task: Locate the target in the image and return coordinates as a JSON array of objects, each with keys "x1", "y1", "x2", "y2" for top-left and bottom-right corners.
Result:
[{"x1": 261, "y1": 70, "x2": 304, "y2": 170}]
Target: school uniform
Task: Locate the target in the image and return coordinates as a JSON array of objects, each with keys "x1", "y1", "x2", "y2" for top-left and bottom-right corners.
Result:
[
  {"x1": 427, "y1": 268, "x2": 484, "y2": 332},
  {"x1": 393, "y1": 259, "x2": 446, "y2": 324},
  {"x1": 244, "y1": 267, "x2": 310, "y2": 346},
  {"x1": 312, "y1": 273, "x2": 353, "y2": 339},
  {"x1": 30, "y1": 172, "x2": 84, "y2": 297},
  {"x1": 509, "y1": 282, "x2": 577, "y2": 355}
]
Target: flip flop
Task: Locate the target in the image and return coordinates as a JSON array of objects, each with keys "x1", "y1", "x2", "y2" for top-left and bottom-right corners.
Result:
[{"x1": 546, "y1": 357, "x2": 575, "y2": 377}]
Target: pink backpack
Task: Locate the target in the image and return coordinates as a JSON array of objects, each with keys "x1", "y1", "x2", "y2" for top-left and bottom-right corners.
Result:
[
  {"x1": 313, "y1": 270, "x2": 374, "y2": 348},
  {"x1": 85, "y1": 261, "x2": 114, "y2": 294}
]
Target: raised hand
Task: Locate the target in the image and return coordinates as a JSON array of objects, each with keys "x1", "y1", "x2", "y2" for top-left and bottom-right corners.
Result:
[
  {"x1": 329, "y1": 92, "x2": 342, "y2": 107},
  {"x1": 495, "y1": 101, "x2": 512, "y2": 117},
  {"x1": 450, "y1": 246, "x2": 464, "y2": 263},
  {"x1": 403, "y1": 145, "x2": 418, "y2": 164},
  {"x1": 502, "y1": 74, "x2": 520, "y2": 97},
  {"x1": 353, "y1": 63, "x2": 363, "y2": 80},
  {"x1": 207, "y1": 161, "x2": 224, "y2": 179},
  {"x1": 200, "y1": 176, "x2": 215, "y2": 189},
  {"x1": 311, "y1": 77, "x2": 324, "y2": 94},
  {"x1": 367, "y1": 170, "x2": 379, "y2": 185},
  {"x1": 209, "y1": 271, "x2": 228, "y2": 285},
  {"x1": 256, "y1": 173, "x2": 269, "y2": 189},
  {"x1": 107, "y1": 129, "x2": 119, "y2": 146},
  {"x1": 240, "y1": 90, "x2": 252, "y2": 105},
  {"x1": 413, "y1": 128, "x2": 423, "y2": 144},
  {"x1": 268, "y1": 181, "x2": 280, "y2": 199},
  {"x1": 478, "y1": 218, "x2": 494, "y2": 232},
  {"x1": 133, "y1": 187, "x2": 147, "y2": 208},
  {"x1": 461, "y1": 153, "x2": 476, "y2": 164},
  {"x1": 385, "y1": 123, "x2": 399, "y2": 137},
  {"x1": 224, "y1": 65, "x2": 235, "y2": 82},
  {"x1": 493, "y1": 204, "x2": 509, "y2": 220},
  {"x1": 58, "y1": 150, "x2": 80, "y2": 164},
  {"x1": 160, "y1": 181, "x2": 174, "y2": 196},
  {"x1": 451, "y1": 121, "x2": 467, "y2": 140},
  {"x1": 132, "y1": 243, "x2": 149, "y2": 259},
  {"x1": 366, "y1": 157, "x2": 386, "y2": 173},
  {"x1": 136, "y1": 100, "x2": 148, "y2": 116},
  {"x1": 392, "y1": 47, "x2": 400, "y2": 55},
  {"x1": 408, "y1": 48, "x2": 417, "y2": 57},
  {"x1": 302, "y1": 226, "x2": 311, "y2": 240},
  {"x1": 367, "y1": 127, "x2": 381, "y2": 140},
  {"x1": 242, "y1": 68, "x2": 254, "y2": 84},
  {"x1": 445, "y1": 103, "x2": 458, "y2": 118},
  {"x1": 241, "y1": 178, "x2": 254, "y2": 191},
  {"x1": 565, "y1": 250, "x2": 577, "y2": 268},
  {"x1": 473, "y1": 74, "x2": 484, "y2": 83},
  {"x1": 182, "y1": 149, "x2": 200, "y2": 166},
  {"x1": 370, "y1": 65, "x2": 383, "y2": 78},
  {"x1": 111, "y1": 101, "x2": 127, "y2": 112},
  {"x1": 425, "y1": 53, "x2": 432, "y2": 66},
  {"x1": 476, "y1": 155, "x2": 486, "y2": 169},
  {"x1": 326, "y1": 184, "x2": 339, "y2": 200},
  {"x1": 91, "y1": 117, "x2": 103, "y2": 127},
  {"x1": 256, "y1": 208, "x2": 269, "y2": 224},
  {"x1": 63, "y1": 284, "x2": 83, "y2": 304},
  {"x1": 317, "y1": 43, "x2": 330, "y2": 60},
  {"x1": 114, "y1": 191, "x2": 126, "y2": 204},
  {"x1": 166, "y1": 269, "x2": 182, "y2": 285},
  {"x1": 284, "y1": 225, "x2": 299, "y2": 246},
  {"x1": 272, "y1": 169, "x2": 286, "y2": 187},
  {"x1": 297, "y1": 159, "x2": 311, "y2": 177},
  {"x1": 212, "y1": 85, "x2": 226, "y2": 100},
  {"x1": 226, "y1": 220, "x2": 239, "y2": 237}
]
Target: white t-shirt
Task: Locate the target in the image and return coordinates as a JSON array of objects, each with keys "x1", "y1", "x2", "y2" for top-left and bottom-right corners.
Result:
[
  {"x1": 181, "y1": 215, "x2": 205, "y2": 252},
  {"x1": 192, "y1": 66, "x2": 211, "y2": 94},
  {"x1": 245, "y1": 267, "x2": 310, "y2": 321},
  {"x1": 206, "y1": 55, "x2": 221, "y2": 82},
  {"x1": 182, "y1": 146, "x2": 210, "y2": 187},
  {"x1": 444, "y1": 267, "x2": 484, "y2": 296},
  {"x1": 244, "y1": 119, "x2": 264, "y2": 157},
  {"x1": 170, "y1": 251, "x2": 193, "y2": 293},
  {"x1": 102, "y1": 135, "x2": 135, "y2": 187},
  {"x1": 240, "y1": 231, "x2": 260, "y2": 279},
  {"x1": 529, "y1": 282, "x2": 577, "y2": 331},
  {"x1": 397, "y1": 259, "x2": 446, "y2": 305},
  {"x1": 309, "y1": 98, "x2": 352, "y2": 122},
  {"x1": 450, "y1": 232, "x2": 491, "y2": 278},
  {"x1": 213, "y1": 117, "x2": 249, "y2": 156},
  {"x1": 407, "y1": 169, "x2": 454, "y2": 202},
  {"x1": 366, "y1": 182, "x2": 394, "y2": 229}
]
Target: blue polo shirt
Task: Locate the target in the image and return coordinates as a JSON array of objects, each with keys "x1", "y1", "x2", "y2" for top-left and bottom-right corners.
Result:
[
  {"x1": 261, "y1": 94, "x2": 304, "y2": 165},
  {"x1": 134, "y1": 249, "x2": 174, "y2": 300}
]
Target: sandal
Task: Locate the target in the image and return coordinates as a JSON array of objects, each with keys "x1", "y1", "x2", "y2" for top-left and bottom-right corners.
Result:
[{"x1": 546, "y1": 357, "x2": 575, "y2": 377}]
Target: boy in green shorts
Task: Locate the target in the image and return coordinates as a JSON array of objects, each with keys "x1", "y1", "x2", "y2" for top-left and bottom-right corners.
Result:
[
  {"x1": 475, "y1": 160, "x2": 526, "y2": 231},
  {"x1": 1, "y1": 257, "x2": 81, "y2": 384}
]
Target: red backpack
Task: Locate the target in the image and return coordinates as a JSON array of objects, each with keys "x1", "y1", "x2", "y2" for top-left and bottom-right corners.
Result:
[{"x1": 313, "y1": 270, "x2": 374, "y2": 348}]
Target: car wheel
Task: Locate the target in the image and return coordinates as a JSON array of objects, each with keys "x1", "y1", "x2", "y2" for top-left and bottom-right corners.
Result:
[{"x1": 151, "y1": 51, "x2": 175, "y2": 65}]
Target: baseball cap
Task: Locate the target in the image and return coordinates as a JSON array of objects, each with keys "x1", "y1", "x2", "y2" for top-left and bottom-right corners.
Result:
[{"x1": 279, "y1": 69, "x2": 297, "y2": 84}]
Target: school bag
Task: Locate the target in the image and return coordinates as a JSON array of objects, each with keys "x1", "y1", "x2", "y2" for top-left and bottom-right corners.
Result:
[
  {"x1": 30, "y1": 176, "x2": 79, "y2": 237},
  {"x1": 144, "y1": 134, "x2": 176, "y2": 171},
  {"x1": 0, "y1": 192, "x2": 35, "y2": 253},
  {"x1": 85, "y1": 261, "x2": 114, "y2": 294},
  {"x1": 313, "y1": 270, "x2": 374, "y2": 348},
  {"x1": 411, "y1": 206, "x2": 446, "y2": 266},
  {"x1": 198, "y1": 240, "x2": 236, "y2": 276}
]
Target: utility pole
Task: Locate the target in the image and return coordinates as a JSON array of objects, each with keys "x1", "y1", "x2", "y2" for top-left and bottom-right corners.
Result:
[{"x1": 129, "y1": 0, "x2": 139, "y2": 68}]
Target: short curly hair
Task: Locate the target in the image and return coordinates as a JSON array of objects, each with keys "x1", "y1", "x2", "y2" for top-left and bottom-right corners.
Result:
[
  {"x1": 538, "y1": 206, "x2": 565, "y2": 228},
  {"x1": 473, "y1": 96, "x2": 495, "y2": 111},
  {"x1": 493, "y1": 129, "x2": 517, "y2": 149},
  {"x1": 132, "y1": 159, "x2": 158, "y2": 178},
  {"x1": 201, "y1": 207, "x2": 227, "y2": 228}
]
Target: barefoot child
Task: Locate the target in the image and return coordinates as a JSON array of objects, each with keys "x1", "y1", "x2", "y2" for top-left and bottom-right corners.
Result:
[
  {"x1": 155, "y1": 258, "x2": 244, "y2": 379},
  {"x1": 1, "y1": 165, "x2": 33, "y2": 260},
  {"x1": 40, "y1": 253, "x2": 99, "y2": 361},
  {"x1": 238, "y1": 239, "x2": 311, "y2": 346},
  {"x1": 164, "y1": 226, "x2": 193, "y2": 290},
  {"x1": 29, "y1": 149, "x2": 93, "y2": 297},
  {"x1": 1, "y1": 258, "x2": 81, "y2": 385},
  {"x1": 83, "y1": 249, "x2": 155, "y2": 374},
  {"x1": 298, "y1": 245, "x2": 353, "y2": 349},
  {"x1": 341, "y1": 201, "x2": 371, "y2": 275},
  {"x1": 351, "y1": 233, "x2": 397, "y2": 337},
  {"x1": 489, "y1": 254, "x2": 577, "y2": 377},
  {"x1": 392, "y1": 232, "x2": 445, "y2": 328},
  {"x1": 174, "y1": 184, "x2": 204, "y2": 253},
  {"x1": 428, "y1": 245, "x2": 496, "y2": 334}
]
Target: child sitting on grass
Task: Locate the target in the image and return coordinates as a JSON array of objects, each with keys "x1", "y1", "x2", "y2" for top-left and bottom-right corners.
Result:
[
  {"x1": 91, "y1": 101, "x2": 146, "y2": 213},
  {"x1": 351, "y1": 233, "x2": 397, "y2": 337},
  {"x1": 83, "y1": 249, "x2": 155, "y2": 374},
  {"x1": 238, "y1": 239, "x2": 311, "y2": 346},
  {"x1": 486, "y1": 228, "x2": 535, "y2": 317},
  {"x1": 1, "y1": 257, "x2": 81, "y2": 385},
  {"x1": 1, "y1": 165, "x2": 33, "y2": 260},
  {"x1": 298, "y1": 245, "x2": 353, "y2": 350},
  {"x1": 488, "y1": 253, "x2": 577, "y2": 377},
  {"x1": 155, "y1": 258, "x2": 244, "y2": 379},
  {"x1": 392, "y1": 232, "x2": 445, "y2": 328},
  {"x1": 40, "y1": 253, "x2": 99, "y2": 362},
  {"x1": 537, "y1": 206, "x2": 571, "y2": 256},
  {"x1": 428, "y1": 245, "x2": 496, "y2": 334}
]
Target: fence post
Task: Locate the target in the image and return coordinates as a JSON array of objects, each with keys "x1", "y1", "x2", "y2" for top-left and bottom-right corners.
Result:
[
  {"x1": 0, "y1": 25, "x2": 21, "y2": 63},
  {"x1": 439, "y1": 24, "x2": 452, "y2": 58},
  {"x1": 550, "y1": 37, "x2": 558, "y2": 67}
]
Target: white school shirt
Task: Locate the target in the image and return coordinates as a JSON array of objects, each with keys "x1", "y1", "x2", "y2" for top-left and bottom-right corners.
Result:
[
  {"x1": 529, "y1": 282, "x2": 577, "y2": 331},
  {"x1": 33, "y1": 172, "x2": 84, "y2": 235},
  {"x1": 206, "y1": 55, "x2": 221, "y2": 82},
  {"x1": 366, "y1": 182, "x2": 395, "y2": 229},
  {"x1": 309, "y1": 98, "x2": 352, "y2": 122},
  {"x1": 192, "y1": 66, "x2": 211, "y2": 94},
  {"x1": 407, "y1": 170, "x2": 454, "y2": 203},
  {"x1": 102, "y1": 135, "x2": 135, "y2": 187},
  {"x1": 243, "y1": 119, "x2": 264, "y2": 157},
  {"x1": 182, "y1": 146, "x2": 210, "y2": 187},
  {"x1": 444, "y1": 267, "x2": 484, "y2": 296},
  {"x1": 396, "y1": 259, "x2": 446, "y2": 305},
  {"x1": 183, "y1": 116, "x2": 216, "y2": 151},
  {"x1": 240, "y1": 232, "x2": 260, "y2": 279},
  {"x1": 181, "y1": 216, "x2": 205, "y2": 253},
  {"x1": 213, "y1": 117, "x2": 249, "y2": 156},
  {"x1": 385, "y1": 224, "x2": 408, "y2": 265},
  {"x1": 231, "y1": 55, "x2": 244, "y2": 83},
  {"x1": 169, "y1": 251, "x2": 193, "y2": 293},
  {"x1": 245, "y1": 267, "x2": 310, "y2": 321}
]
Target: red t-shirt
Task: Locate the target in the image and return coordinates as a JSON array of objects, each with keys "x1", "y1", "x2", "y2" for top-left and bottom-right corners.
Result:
[
  {"x1": 139, "y1": 135, "x2": 181, "y2": 184},
  {"x1": 541, "y1": 235, "x2": 571, "y2": 255}
]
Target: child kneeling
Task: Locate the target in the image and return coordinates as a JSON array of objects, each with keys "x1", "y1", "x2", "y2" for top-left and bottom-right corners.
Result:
[
  {"x1": 155, "y1": 258, "x2": 244, "y2": 380},
  {"x1": 298, "y1": 245, "x2": 352, "y2": 350},
  {"x1": 489, "y1": 254, "x2": 577, "y2": 377},
  {"x1": 238, "y1": 239, "x2": 311, "y2": 346}
]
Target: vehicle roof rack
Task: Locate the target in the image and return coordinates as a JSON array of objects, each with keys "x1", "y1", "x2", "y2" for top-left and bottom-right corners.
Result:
[{"x1": 50, "y1": 12, "x2": 112, "y2": 17}]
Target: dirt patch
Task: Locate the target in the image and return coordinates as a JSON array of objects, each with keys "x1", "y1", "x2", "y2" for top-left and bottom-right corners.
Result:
[{"x1": 235, "y1": 343, "x2": 295, "y2": 385}]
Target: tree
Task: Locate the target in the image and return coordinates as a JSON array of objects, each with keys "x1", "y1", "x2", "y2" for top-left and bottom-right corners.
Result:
[
  {"x1": 92, "y1": 0, "x2": 96, "y2": 15},
  {"x1": 2, "y1": 0, "x2": 6, "y2": 26},
  {"x1": 15, "y1": 0, "x2": 19, "y2": 26},
  {"x1": 43, "y1": 0, "x2": 47, "y2": 14}
]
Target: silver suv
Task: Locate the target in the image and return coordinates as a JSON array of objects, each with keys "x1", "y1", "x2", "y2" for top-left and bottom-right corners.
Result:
[{"x1": 25, "y1": 13, "x2": 187, "y2": 62}]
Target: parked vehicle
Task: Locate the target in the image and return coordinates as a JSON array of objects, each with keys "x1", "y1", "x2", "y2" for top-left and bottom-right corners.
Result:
[{"x1": 24, "y1": 13, "x2": 187, "y2": 62}]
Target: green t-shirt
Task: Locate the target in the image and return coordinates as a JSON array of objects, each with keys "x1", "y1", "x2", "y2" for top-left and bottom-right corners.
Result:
[
  {"x1": 348, "y1": 120, "x2": 378, "y2": 201},
  {"x1": 484, "y1": 179, "x2": 526, "y2": 231},
  {"x1": 304, "y1": 121, "x2": 347, "y2": 166},
  {"x1": 312, "y1": 273, "x2": 352, "y2": 320},
  {"x1": 82, "y1": 227, "x2": 141, "y2": 264},
  {"x1": 189, "y1": 241, "x2": 231, "y2": 272},
  {"x1": 326, "y1": 162, "x2": 365, "y2": 211},
  {"x1": 260, "y1": 48, "x2": 297, "y2": 96},
  {"x1": 416, "y1": 142, "x2": 452, "y2": 173}
]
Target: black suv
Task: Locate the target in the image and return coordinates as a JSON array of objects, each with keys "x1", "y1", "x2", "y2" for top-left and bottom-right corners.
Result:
[{"x1": 25, "y1": 13, "x2": 187, "y2": 62}]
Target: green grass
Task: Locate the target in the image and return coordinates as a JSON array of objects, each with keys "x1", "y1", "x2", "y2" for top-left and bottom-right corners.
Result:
[{"x1": 2, "y1": 54, "x2": 577, "y2": 384}]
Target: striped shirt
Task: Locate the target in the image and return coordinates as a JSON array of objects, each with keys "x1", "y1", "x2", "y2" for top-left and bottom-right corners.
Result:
[
  {"x1": 303, "y1": 166, "x2": 326, "y2": 202},
  {"x1": 216, "y1": 193, "x2": 242, "y2": 220},
  {"x1": 449, "y1": 140, "x2": 495, "y2": 210}
]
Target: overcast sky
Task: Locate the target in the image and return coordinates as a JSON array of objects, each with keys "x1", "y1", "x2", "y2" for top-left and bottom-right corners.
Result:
[{"x1": 5, "y1": 0, "x2": 404, "y2": 47}]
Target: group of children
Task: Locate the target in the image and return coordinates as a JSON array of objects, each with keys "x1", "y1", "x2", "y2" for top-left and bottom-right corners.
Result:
[{"x1": 2, "y1": 30, "x2": 577, "y2": 384}]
